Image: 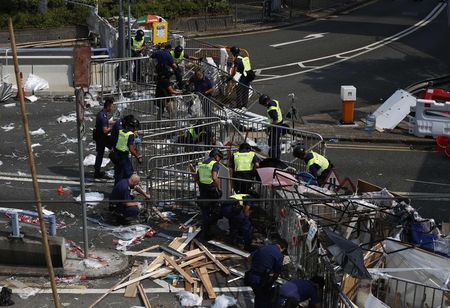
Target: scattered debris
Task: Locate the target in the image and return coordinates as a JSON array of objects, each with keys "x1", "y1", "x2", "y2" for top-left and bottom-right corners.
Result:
[
  {"x1": 31, "y1": 143, "x2": 41, "y2": 148},
  {"x1": 74, "y1": 192, "x2": 104, "y2": 205},
  {"x1": 60, "y1": 211, "x2": 75, "y2": 218},
  {"x1": 83, "y1": 154, "x2": 110, "y2": 168},
  {"x1": 61, "y1": 133, "x2": 77, "y2": 144},
  {"x1": 212, "y1": 294, "x2": 238, "y2": 308},
  {"x1": 2, "y1": 103, "x2": 15, "y2": 108},
  {"x1": 30, "y1": 128, "x2": 45, "y2": 136},
  {"x1": 24, "y1": 73, "x2": 49, "y2": 92},
  {"x1": 177, "y1": 290, "x2": 202, "y2": 306},
  {"x1": 0, "y1": 287, "x2": 14, "y2": 306},
  {"x1": 0, "y1": 161, "x2": 2, "y2": 167},
  {"x1": 0, "y1": 82, "x2": 13, "y2": 102},
  {"x1": 83, "y1": 258, "x2": 104, "y2": 269},
  {"x1": 114, "y1": 228, "x2": 155, "y2": 251},
  {"x1": 5, "y1": 279, "x2": 40, "y2": 299},
  {"x1": 25, "y1": 95, "x2": 39, "y2": 103},
  {"x1": 1, "y1": 123, "x2": 14, "y2": 132},
  {"x1": 57, "y1": 113, "x2": 77, "y2": 123}
]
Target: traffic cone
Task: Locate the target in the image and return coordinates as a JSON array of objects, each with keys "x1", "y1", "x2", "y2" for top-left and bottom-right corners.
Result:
[{"x1": 57, "y1": 185, "x2": 64, "y2": 196}]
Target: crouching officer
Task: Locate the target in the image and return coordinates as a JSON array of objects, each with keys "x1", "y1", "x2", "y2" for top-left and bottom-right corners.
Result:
[
  {"x1": 276, "y1": 276, "x2": 324, "y2": 308},
  {"x1": 231, "y1": 142, "x2": 260, "y2": 194},
  {"x1": 109, "y1": 174, "x2": 150, "y2": 224},
  {"x1": 113, "y1": 118, "x2": 142, "y2": 184},
  {"x1": 197, "y1": 149, "x2": 224, "y2": 240},
  {"x1": 220, "y1": 193, "x2": 256, "y2": 251},
  {"x1": 292, "y1": 146, "x2": 332, "y2": 187},
  {"x1": 245, "y1": 238, "x2": 288, "y2": 308}
]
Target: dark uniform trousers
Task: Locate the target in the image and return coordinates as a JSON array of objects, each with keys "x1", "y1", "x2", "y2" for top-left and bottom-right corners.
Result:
[
  {"x1": 220, "y1": 200, "x2": 252, "y2": 246},
  {"x1": 95, "y1": 135, "x2": 111, "y2": 173},
  {"x1": 236, "y1": 76, "x2": 250, "y2": 108},
  {"x1": 245, "y1": 272, "x2": 276, "y2": 308},
  {"x1": 233, "y1": 171, "x2": 254, "y2": 194},
  {"x1": 114, "y1": 151, "x2": 134, "y2": 184},
  {"x1": 198, "y1": 183, "x2": 220, "y2": 237},
  {"x1": 269, "y1": 126, "x2": 283, "y2": 159}
]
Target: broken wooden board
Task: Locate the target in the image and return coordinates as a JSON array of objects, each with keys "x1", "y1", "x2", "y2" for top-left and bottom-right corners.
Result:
[
  {"x1": 207, "y1": 240, "x2": 250, "y2": 258},
  {"x1": 194, "y1": 240, "x2": 230, "y2": 275},
  {"x1": 162, "y1": 253, "x2": 195, "y2": 284},
  {"x1": 124, "y1": 264, "x2": 143, "y2": 298},
  {"x1": 148, "y1": 256, "x2": 205, "y2": 279},
  {"x1": 196, "y1": 267, "x2": 216, "y2": 299},
  {"x1": 147, "y1": 237, "x2": 184, "y2": 273},
  {"x1": 128, "y1": 245, "x2": 159, "y2": 257},
  {"x1": 177, "y1": 228, "x2": 201, "y2": 252},
  {"x1": 137, "y1": 283, "x2": 152, "y2": 308}
]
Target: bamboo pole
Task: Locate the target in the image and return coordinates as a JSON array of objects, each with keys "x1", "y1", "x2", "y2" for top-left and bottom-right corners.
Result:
[{"x1": 8, "y1": 18, "x2": 61, "y2": 308}]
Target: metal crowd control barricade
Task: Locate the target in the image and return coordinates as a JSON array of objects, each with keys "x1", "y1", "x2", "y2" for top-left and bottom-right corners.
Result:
[{"x1": 95, "y1": 56, "x2": 157, "y2": 100}]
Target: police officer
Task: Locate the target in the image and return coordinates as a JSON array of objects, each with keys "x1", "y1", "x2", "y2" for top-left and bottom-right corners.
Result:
[
  {"x1": 220, "y1": 193, "x2": 255, "y2": 251},
  {"x1": 109, "y1": 174, "x2": 150, "y2": 224},
  {"x1": 245, "y1": 238, "x2": 288, "y2": 308},
  {"x1": 131, "y1": 29, "x2": 145, "y2": 57},
  {"x1": 292, "y1": 146, "x2": 332, "y2": 187},
  {"x1": 113, "y1": 117, "x2": 142, "y2": 184},
  {"x1": 259, "y1": 94, "x2": 284, "y2": 159},
  {"x1": 151, "y1": 43, "x2": 178, "y2": 78},
  {"x1": 229, "y1": 46, "x2": 254, "y2": 108},
  {"x1": 94, "y1": 98, "x2": 114, "y2": 178},
  {"x1": 197, "y1": 149, "x2": 223, "y2": 240},
  {"x1": 130, "y1": 29, "x2": 146, "y2": 81},
  {"x1": 170, "y1": 45, "x2": 200, "y2": 87},
  {"x1": 231, "y1": 142, "x2": 260, "y2": 194},
  {"x1": 276, "y1": 276, "x2": 324, "y2": 308}
]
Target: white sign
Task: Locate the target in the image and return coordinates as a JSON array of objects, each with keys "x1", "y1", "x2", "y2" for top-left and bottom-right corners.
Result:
[{"x1": 306, "y1": 221, "x2": 317, "y2": 252}]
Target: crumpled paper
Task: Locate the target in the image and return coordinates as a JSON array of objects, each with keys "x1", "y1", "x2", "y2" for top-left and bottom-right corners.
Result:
[
  {"x1": 177, "y1": 291, "x2": 202, "y2": 307},
  {"x1": 30, "y1": 128, "x2": 45, "y2": 136},
  {"x1": 74, "y1": 192, "x2": 104, "y2": 205},
  {"x1": 212, "y1": 294, "x2": 238, "y2": 308},
  {"x1": 83, "y1": 154, "x2": 110, "y2": 168},
  {"x1": 24, "y1": 74, "x2": 49, "y2": 92}
]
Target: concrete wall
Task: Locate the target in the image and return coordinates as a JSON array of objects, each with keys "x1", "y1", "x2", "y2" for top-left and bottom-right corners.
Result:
[
  {"x1": 0, "y1": 26, "x2": 89, "y2": 46},
  {"x1": 170, "y1": 15, "x2": 234, "y2": 32}
]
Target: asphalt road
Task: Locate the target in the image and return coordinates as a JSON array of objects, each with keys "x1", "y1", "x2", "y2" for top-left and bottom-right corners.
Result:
[
  {"x1": 200, "y1": 0, "x2": 450, "y2": 116},
  {"x1": 0, "y1": 0, "x2": 449, "y2": 306}
]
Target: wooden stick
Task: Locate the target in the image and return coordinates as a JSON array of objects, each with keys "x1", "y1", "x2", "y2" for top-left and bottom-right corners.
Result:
[
  {"x1": 124, "y1": 265, "x2": 143, "y2": 298},
  {"x1": 8, "y1": 17, "x2": 60, "y2": 308},
  {"x1": 194, "y1": 240, "x2": 230, "y2": 275},
  {"x1": 162, "y1": 254, "x2": 194, "y2": 284},
  {"x1": 196, "y1": 267, "x2": 216, "y2": 299},
  {"x1": 137, "y1": 283, "x2": 152, "y2": 308},
  {"x1": 128, "y1": 245, "x2": 160, "y2": 257},
  {"x1": 89, "y1": 268, "x2": 138, "y2": 308}
]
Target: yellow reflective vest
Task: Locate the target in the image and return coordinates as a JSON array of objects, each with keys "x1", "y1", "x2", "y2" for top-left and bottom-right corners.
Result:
[
  {"x1": 267, "y1": 100, "x2": 283, "y2": 124},
  {"x1": 170, "y1": 50, "x2": 185, "y2": 65},
  {"x1": 197, "y1": 160, "x2": 216, "y2": 184},
  {"x1": 131, "y1": 36, "x2": 144, "y2": 52},
  {"x1": 234, "y1": 151, "x2": 256, "y2": 172},
  {"x1": 306, "y1": 151, "x2": 330, "y2": 176},
  {"x1": 237, "y1": 55, "x2": 251, "y2": 77},
  {"x1": 115, "y1": 130, "x2": 134, "y2": 152},
  {"x1": 230, "y1": 193, "x2": 249, "y2": 206}
]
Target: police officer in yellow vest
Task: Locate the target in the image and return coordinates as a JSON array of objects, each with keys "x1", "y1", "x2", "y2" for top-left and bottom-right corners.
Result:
[
  {"x1": 113, "y1": 118, "x2": 142, "y2": 184},
  {"x1": 197, "y1": 149, "x2": 224, "y2": 240},
  {"x1": 293, "y1": 145, "x2": 332, "y2": 187},
  {"x1": 229, "y1": 46, "x2": 255, "y2": 108},
  {"x1": 131, "y1": 29, "x2": 145, "y2": 57},
  {"x1": 231, "y1": 142, "x2": 260, "y2": 194},
  {"x1": 220, "y1": 193, "x2": 256, "y2": 251},
  {"x1": 259, "y1": 94, "x2": 284, "y2": 159}
]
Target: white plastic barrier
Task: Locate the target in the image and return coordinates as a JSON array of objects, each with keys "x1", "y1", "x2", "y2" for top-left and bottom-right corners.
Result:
[{"x1": 409, "y1": 99, "x2": 450, "y2": 137}]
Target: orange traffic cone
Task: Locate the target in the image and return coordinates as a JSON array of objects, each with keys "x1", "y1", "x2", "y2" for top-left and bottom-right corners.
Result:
[{"x1": 57, "y1": 185, "x2": 64, "y2": 196}]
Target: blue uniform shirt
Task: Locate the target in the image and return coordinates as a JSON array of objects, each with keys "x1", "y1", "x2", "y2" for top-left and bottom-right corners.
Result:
[
  {"x1": 233, "y1": 57, "x2": 244, "y2": 75},
  {"x1": 279, "y1": 279, "x2": 320, "y2": 304},
  {"x1": 250, "y1": 244, "x2": 283, "y2": 274},
  {"x1": 111, "y1": 118, "x2": 123, "y2": 147},
  {"x1": 152, "y1": 49, "x2": 174, "y2": 67},
  {"x1": 96, "y1": 109, "x2": 109, "y2": 139},
  {"x1": 110, "y1": 178, "x2": 133, "y2": 208},
  {"x1": 191, "y1": 75, "x2": 213, "y2": 95}
]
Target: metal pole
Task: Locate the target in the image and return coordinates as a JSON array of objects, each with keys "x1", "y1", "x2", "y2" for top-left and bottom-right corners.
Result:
[
  {"x1": 118, "y1": 0, "x2": 125, "y2": 59},
  {"x1": 8, "y1": 17, "x2": 61, "y2": 308},
  {"x1": 128, "y1": 0, "x2": 132, "y2": 58},
  {"x1": 75, "y1": 88, "x2": 89, "y2": 259}
]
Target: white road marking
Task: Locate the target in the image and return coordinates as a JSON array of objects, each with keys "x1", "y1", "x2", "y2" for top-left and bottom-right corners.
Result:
[
  {"x1": 405, "y1": 179, "x2": 450, "y2": 187},
  {"x1": 10, "y1": 286, "x2": 253, "y2": 295},
  {"x1": 0, "y1": 176, "x2": 85, "y2": 185},
  {"x1": 0, "y1": 171, "x2": 113, "y2": 185},
  {"x1": 254, "y1": 2, "x2": 447, "y2": 82},
  {"x1": 269, "y1": 33, "x2": 328, "y2": 47}
]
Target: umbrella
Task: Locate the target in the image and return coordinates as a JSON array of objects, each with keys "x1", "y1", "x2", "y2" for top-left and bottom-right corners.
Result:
[
  {"x1": 257, "y1": 167, "x2": 297, "y2": 187},
  {"x1": 134, "y1": 15, "x2": 164, "y2": 28},
  {"x1": 324, "y1": 228, "x2": 372, "y2": 279}
]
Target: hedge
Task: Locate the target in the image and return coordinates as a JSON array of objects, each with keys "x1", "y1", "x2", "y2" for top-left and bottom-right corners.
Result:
[{"x1": 1, "y1": 0, "x2": 230, "y2": 29}]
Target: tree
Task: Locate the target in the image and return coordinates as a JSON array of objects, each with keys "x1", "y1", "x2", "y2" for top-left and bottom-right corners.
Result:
[{"x1": 39, "y1": 0, "x2": 48, "y2": 13}]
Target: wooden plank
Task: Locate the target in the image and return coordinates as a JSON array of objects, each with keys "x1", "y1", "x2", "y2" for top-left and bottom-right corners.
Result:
[
  {"x1": 89, "y1": 268, "x2": 137, "y2": 308},
  {"x1": 182, "y1": 248, "x2": 203, "y2": 259},
  {"x1": 177, "y1": 228, "x2": 201, "y2": 252},
  {"x1": 113, "y1": 269, "x2": 165, "y2": 291},
  {"x1": 124, "y1": 265, "x2": 143, "y2": 298},
  {"x1": 137, "y1": 283, "x2": 152, "y2": 308},
  {"x1": 162, "y1": 254, "x2": 194, "y2": 284},
  {"x1": 148, "y1": 256, "x2": 206, "y2": 279},
  {"x1": 128, "y1": 245, "x2": 159, "y2": 257},
  {"x1": 196, "y1": 267, "x2": 216, "y2": 299},
  {"x1": 194, "y1": 240, "x2": 230, "y2": 275},
  {"x1": 147, "y1": 238, "x2": 183, "y2": 273}
]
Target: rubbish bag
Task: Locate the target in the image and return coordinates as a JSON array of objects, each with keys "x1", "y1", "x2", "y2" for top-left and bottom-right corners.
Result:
[
  {"x1": 212, "y1": 294, "x2": 237, "y2": 308},
  {"x1": 177, "y1": 290, "x2": 202, "y2": 306},
  {"x1": 0, "y1": 287, "x2": 13, "y2": 306},
  {"x1": 24, "y1": 74, "x2": 49, "y2": 92}
]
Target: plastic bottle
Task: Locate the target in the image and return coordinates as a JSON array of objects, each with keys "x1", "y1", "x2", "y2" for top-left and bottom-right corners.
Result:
[{"x1": 365, "y1": 113, "x2": 376, "y2": 131}]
